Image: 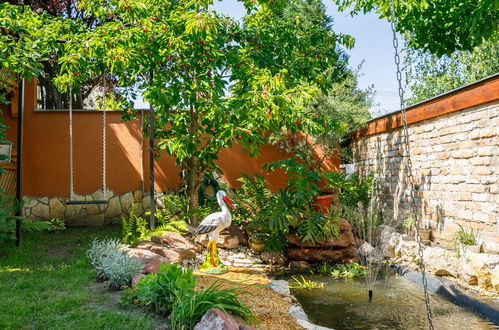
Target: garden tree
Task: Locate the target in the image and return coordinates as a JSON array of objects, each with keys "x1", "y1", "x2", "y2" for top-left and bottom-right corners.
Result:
[
  {"x1": 6, "y1": 0, "x2": 103, "y2": 109},
  {"x1": 333, "y1": 0, "x2": 498, "y2": 56},
  {"x1": 405, "y1": 37, "x2": 499, "y2": 105},
  {"x1": 56, "y1": 0, "x2": 352, "y2": 224},
  {"x1": 265, "y1": 0, "x2": 371, "y2": 165}
]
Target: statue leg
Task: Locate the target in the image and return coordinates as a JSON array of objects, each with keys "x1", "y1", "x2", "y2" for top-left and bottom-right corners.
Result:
[{"x1": 199, "y1": 240, "x2": 228, "y2": 274}]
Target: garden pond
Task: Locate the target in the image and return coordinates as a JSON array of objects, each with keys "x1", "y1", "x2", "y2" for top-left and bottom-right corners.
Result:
[{"x1": 278, "y1": 272, "x2": 498, "y2": 329}]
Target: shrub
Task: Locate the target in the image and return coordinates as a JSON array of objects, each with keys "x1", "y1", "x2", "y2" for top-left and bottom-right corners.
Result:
[
  {"x1": 86, "y1": 238, "x2": 143, "y2": 288},
  {"x1": 127, "y1": 263, "x2": 256, "y2": 329}
]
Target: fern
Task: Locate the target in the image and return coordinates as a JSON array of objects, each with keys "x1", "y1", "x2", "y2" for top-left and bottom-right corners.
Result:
[
  {"x1": 22, "y1": 220, "x2": 51, "y2": 233},
  {"x1": 121, "y1": 202, "x2": 148, "y2": 246}
]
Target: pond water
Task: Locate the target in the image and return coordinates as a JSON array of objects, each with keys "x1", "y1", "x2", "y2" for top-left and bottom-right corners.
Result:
[{"x1": 280, "y1": 273, "x2": 498, "y2": 329}]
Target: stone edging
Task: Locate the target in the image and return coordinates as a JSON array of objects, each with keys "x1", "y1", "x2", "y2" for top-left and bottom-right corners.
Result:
[
  {"x1": 269, "y1": 280, "x2": 333, "y2": 330},
  {"x1": 392, "y1": 264, "x2": 499, "y2": 325},
  {"x1": 23, "y1": 189, "x2": 169, "y2": 226}
]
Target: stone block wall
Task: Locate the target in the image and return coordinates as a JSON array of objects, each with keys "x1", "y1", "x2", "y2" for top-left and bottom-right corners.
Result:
[
  {"x1": 352, "y1": 100, "x2": 499, "y2": 253},
  {"x1": 23, "y1": 189, "x2": 169, "y2": 226}
]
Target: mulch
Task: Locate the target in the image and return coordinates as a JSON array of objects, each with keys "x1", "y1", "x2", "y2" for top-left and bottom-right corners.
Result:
[{"x1": 195, "y1": 268, "x2": 304, "y2": 330}]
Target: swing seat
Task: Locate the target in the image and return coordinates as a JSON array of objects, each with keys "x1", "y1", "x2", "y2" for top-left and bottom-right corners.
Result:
[{"x1": 66, "y1": 200, "x2": 108, "y2": 205}]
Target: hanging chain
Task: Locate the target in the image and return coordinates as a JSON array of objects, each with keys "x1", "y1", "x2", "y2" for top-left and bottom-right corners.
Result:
[
  {"x1": 102, "y1": 96, "x2": 107, "y2": 200},
  {"x1": 69, "y1": 91, "x2": 75, "y2": 201},
  {"x1": 389, "y1": 2, "x2": 434, "y2": 329}
]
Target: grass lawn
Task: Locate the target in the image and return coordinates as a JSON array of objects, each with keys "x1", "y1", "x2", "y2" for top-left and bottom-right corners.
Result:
[{"x1": 0, "y1": 226, "x2": 164, "y2": 329}]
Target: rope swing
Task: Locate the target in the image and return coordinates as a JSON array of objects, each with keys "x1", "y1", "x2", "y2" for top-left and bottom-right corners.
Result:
[{"x1": 66, "y1": 86, "x2": 108, "y2": 205}]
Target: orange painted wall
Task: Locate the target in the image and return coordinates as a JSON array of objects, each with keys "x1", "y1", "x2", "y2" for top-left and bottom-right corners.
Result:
[{"x1": 3, "y1": 80, "x2": 340, "y2": 198}]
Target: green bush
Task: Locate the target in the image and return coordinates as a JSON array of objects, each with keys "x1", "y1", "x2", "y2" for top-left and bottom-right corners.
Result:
[
  {"x1": 125, "y1": 263, "x2": 256, "y2": 330},
  {"x1": 321, "y1": 171, "x2": 374, "y2": 208},
  {"x1": 86, "y1": 238, "x2": 143, "y2": 289}
]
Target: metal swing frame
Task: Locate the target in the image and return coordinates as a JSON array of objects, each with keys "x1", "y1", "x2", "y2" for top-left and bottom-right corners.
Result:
[{"x1": 66, "y1": 89, "x2": 108, "y2": 205}]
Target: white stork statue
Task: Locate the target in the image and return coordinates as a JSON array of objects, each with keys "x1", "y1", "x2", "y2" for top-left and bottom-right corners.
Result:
[{"x1": 193, "y1": 190, "x2": 235, "y2": 274}]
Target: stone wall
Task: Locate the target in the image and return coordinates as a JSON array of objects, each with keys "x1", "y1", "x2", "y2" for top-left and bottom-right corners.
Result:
[
  {"x1": 23, "y1": 189, "x2": 168, "y2": 226},
  {"x1": 352, "y1": 100, "x2": 499, "y2": 253}
]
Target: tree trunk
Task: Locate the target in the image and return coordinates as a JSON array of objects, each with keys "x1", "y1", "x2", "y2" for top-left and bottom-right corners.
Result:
[
  {"x1": 186, "y1": 102, "x2": 201, "y2": 225},
  {"x1": 185, "y1": 156, "x2": 200, "y2": 225}
]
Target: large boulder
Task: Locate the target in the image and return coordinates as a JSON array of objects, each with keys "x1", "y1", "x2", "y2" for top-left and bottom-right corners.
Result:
[
  {"x1": 287, "y1": 246, "x2": 357, "y2": 263},
  {"x1": 458, "y1": 252, "x2": 499, "y2": 290},
  {"x1": 423, "y1": 246, "x2": 459, "y2": 277},
  {"x1": 382, "y1": 232, "x2": 402, "y2": 258},
  {"x1": 143, "y1": 255, "x2": 170, "y2": 274},
  {"x1": 395, "y1": 235, "x2": 420, "y2": 264},
  {"x1": 194, "y1": 308, "x2": 257, "y2": 330},
  {"x1": 136, "y1": 241, "x2": 196, "y2": 263},
  {"x1": 151, "y1": 232, "x2": 204, "y2": 252}
]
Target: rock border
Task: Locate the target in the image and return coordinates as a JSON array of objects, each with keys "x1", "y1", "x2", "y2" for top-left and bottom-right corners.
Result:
[
  {"x1": 392, "y1": 264, "x2": 499, "y2": 325},
  {"x1": 268, "y1": 280, "x2": 333, "y2": 330}
]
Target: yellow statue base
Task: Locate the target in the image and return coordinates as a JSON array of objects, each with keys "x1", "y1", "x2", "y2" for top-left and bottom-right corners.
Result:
[{"x1": 199, "y1": 240, "x2": 228, "y2": 275}]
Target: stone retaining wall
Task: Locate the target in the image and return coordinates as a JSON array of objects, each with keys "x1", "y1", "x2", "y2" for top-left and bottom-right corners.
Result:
[
  {"x1": 23, "y1": 189, "x2": 168, "y2": 226},
  {"x1": 352, "y1": 100, "x2": 499, "y2": 252}
]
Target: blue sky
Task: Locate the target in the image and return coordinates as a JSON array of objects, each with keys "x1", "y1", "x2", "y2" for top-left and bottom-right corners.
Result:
[{"x1": 212, "y1": 0, "x2": 402, "y2": 116}]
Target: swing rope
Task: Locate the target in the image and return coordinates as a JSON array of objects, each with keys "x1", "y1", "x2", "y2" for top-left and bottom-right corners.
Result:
[
  {"x1": 67, "y1": 84, "x2": 108, "y2": 205},
  {"x1": 389, "y1": 1, "x2": 434, "y2": 329}
]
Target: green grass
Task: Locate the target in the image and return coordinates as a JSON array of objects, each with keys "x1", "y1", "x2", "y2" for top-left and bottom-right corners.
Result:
[{"x1": 0, "y1": 226, "x2": 162, "y2": 329}]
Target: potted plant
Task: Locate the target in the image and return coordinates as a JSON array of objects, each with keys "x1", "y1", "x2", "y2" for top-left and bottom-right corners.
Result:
[
  {"x1": 452, "y1": 225, "x2": 481, "y2": 256},
  {"x1": 248, "y1": 233, "x2": 267, "y2": 255}
]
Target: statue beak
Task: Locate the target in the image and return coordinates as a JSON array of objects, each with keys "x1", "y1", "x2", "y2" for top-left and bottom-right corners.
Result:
[{"x1": 223, "y1": 196, "x2": 235, "y2": 209}]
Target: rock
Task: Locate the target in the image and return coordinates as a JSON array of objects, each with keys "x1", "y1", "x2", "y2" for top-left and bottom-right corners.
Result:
[
  {"x1": 358, "y1": 242, "x2": 374, "y2": 256},
  {"x1": 194, "y1": 308, "x2": 256, "y2": 330},
  {"x1": 285, "y1": 232, "x2": 354, "y2": 248},
  {"x1": 288, "y1": 305, "x2": 308, "y2": 321},
  {"x1": 120, "y1": 192, "x2": 134, "y2": 213},
  {"x1": 154, "y1": 232, "x2": 204, "y2": 252},
  {"x1": 395, "y1": 235, "x2": 420, "y2": 263},
  {"x1": 32, "y1": 202, "x2": 50, "y2": 219},
  {"x1": 491, "y1": 266, "x2": 499, "y2": 292},
  {"x1": 260, "y1": 251, "x2": 286, "y2": 267},
  {"x1": 269, "y1": 280, "x2": 290, "y2": 296},
  {"x1": 382, "y1": 232, "x2": 402, "y2": 258},
  {"x1": 288, "y1": 260, "x2": 310, "y2": 269},
  {"x1": 49, "y1": 199, "x2": 65, "y2": 219},
  {"x1": 222, "y1": 225, "x2": 248, "y2": 246},
  {"x1": 143, "y1": 256, "x2": 169, "y2": 274},
  {"x1": 424, "y1": 246, "x2": 459, "y2": 277},
  {"x1": 288, "y1": 305, "x2": 332, "y2": 330},
  {"x1": 127, "y1": 248, "x2": 160, "y2": 262},
  {"x1": 85, "y1": 214, "x2": 104, "y2": 226},
  {"x1": 458, "y1": 252, "x2": 499, "y2": 290},
  {"x1": 105, "y1": 196, "x2": 122, "y2": 217},
  {"x1": 287, "y1": 246, "x2": 358, "y2": 263},
  {"x1": 155, "y1": 247, "x2": 196, "y2": 262},
  {"x1": 201, "y1": 234, "x2": 239, "y2": 250},
  {"x1": 132, "y1": 273, "x2": 146, "y2": 287},
  {"x1": 337, "y1": 219, "x2": 352, "y2": 231},
  {"x1": 136, "y1": 241, "x2": 196, "y2": 262}
]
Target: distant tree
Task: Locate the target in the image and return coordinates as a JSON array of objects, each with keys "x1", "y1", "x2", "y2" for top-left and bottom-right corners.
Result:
[
  {"x1": 405, "y1": 37, "x2": 499, "y2": 105},
  {"x1": 333, "y1": 0, "x2": 498, "y2": 56}
]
